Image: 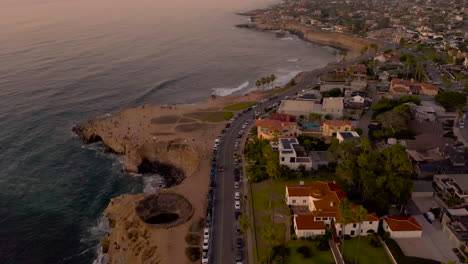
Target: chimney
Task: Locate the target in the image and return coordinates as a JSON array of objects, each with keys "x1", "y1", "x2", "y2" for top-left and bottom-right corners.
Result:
[
  {"x1": 299, "y1": 181, "x2": 304, "y2": 185},
  {"x1": 330, "y1": 201, "x2": 334, "y2": 207}
]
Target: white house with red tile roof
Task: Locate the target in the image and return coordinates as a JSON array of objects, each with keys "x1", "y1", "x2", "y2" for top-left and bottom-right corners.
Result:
[
  {"x1": 286, "y1": 181, "x2": 379, "y2": 238},
  {"x1": 383, "y1": 217, "x2": 423, "y2": 238}
]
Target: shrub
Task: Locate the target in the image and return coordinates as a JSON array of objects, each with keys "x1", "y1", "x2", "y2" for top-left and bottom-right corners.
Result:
[
  {"x1": 354, "y1": 128, "x2": 363, "y2": 135},
  {"x1": 185, "y1": 247, "x2": 201, "y2": 261},
  {"x1": 369, "y1": 233, "x2": 382, "y2": 247},
  {"x1": 296, "y1": 245, "x2": 312, "y2": 258},
  {"x1": 101, "y1": 237, "x2": 110, "y2": 253},
  {"x1": 271, "y1": 245, "x2": 290, "y2": 262},
  {"x1": 291, "y1": 234, "x2": 298, "y2": 240},
  {"x1": 185, "y1": 233, "x2": 201, "y2": 245},
  {"x1": 344, "y1": 235, "x2": 352, "y2": 240},
  {"x1": 317, "y1": 236, "x2": 330, "y2": 251}
]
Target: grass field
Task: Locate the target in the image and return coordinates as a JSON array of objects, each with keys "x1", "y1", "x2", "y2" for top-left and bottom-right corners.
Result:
[
  {"x1": 200, "y1": 111, "x2": 233, "y2": 122},
  {"x1": 287, "y1": 240, "x2": 335, "y2": 264},
  {"x1": 223, "y1": 102, "x2": 256, "y2": 111},
  {"x1": 342, "y1": 237, "x2": 392, "y2": 264},
  {"x1": 250, "y1": 174, "x2": 335, "y2": 263}
]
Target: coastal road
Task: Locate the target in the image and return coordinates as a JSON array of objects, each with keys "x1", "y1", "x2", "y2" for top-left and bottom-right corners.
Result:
[{"x1": 210, "y1": 51, "x2": 387, "y2": 264}]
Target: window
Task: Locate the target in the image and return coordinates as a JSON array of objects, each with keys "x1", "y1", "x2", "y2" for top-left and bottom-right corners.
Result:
[
  {"x1": 323, "y1": 217, "x2": 327, "y2": 220},
  {"x1": 290, "y1": 157, "x2": 295, "y2": 163},
  {"x1": 351, "y1": 230, "x2": 355, "y2": 236},
  {"x1": 303, "y1": 200, "x2": 306, "y2": 203},
  {"x1": 345, "y1": 127, "x2": 349, "y2": 131},
  {"x1": 369, "y1": 221, "x2": 372, "y2": 224},
  {"x1": 353, "y1": 224, "x2": 357, "y2": 228},
  {"x1": 292, "y1": 200, "x2": 296, "y2": 203},
  {"x1": 281, "y1": 157, "x2": 285, "y2": 161},
  {"x1": 316, "y1": 217, "x2": 321, "y2": 221}
]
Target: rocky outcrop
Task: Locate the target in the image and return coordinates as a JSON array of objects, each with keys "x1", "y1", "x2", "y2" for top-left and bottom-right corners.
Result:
[
  {"x1": 237, "y1": 22, "x2": 380, "y2": 59},
  {"x1": 73, "y1": 121, "x2": 200, "y2": 180}
]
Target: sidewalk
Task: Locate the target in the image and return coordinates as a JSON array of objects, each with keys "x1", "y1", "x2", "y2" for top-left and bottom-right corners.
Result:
[
  {"x1": 329, "y1": 240, "x2": 345, "y2": 264},
  {"x1": 241, "y1": 138, "x2": 256, "y2": 264}
]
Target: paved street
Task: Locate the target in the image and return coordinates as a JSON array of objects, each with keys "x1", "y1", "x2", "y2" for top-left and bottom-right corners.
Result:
[{"x1": 209, "y1": 51, "x2": 390, "y2": 264}]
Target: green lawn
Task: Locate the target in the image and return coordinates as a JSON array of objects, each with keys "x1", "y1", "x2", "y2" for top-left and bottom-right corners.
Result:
[
  {"x1": 200, "y1": 111, "x2": 233, "y2": 122},
  {"x1": 342, "y1": 237, "x2": 392, "y2": 264},
  {"x1": 223, "y1": 102, "x2": 256, "y2": 111},
  {"x1": 250, "y1": 174, "x2": 335, "y2": 263},
  {"x1": 287, "y1": 240, "x2": 335, "y2": 264}
]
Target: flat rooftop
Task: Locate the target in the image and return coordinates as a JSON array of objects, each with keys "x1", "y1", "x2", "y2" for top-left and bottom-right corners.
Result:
[{"x1": 280, "y1": 138, "x2": 298, "y2": 150}]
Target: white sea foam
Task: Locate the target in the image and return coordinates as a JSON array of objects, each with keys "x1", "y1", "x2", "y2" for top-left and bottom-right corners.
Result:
[
  {"x1": 281, "y1": 37, "x2": 294, "y2": 41},
  {"x1": 287, "y1": 58, "x2": 299, "y2": 62},
  {"x1": 212, "y1": 81, "x2": 249, "y2": 96},
  {"x1": 143, "y1": 174, "x2": 165, "y2": 193},
  {"x1": 88, "y1": 216, "x2": 110, "y2": 264}
]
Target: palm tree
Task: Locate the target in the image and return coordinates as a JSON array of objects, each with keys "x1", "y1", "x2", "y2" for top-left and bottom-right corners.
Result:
[
  {"x1": 260, "y1": 77, "x2": 268, "y2": 91},
  {"x1": 255, "y1": 80, "x2": 262, "y2": 91},
  {"x1": 353, "y1": 205, "x2": 368, "y2": 264},
  {"x1": 270, "y1": 74, "x2": 276, "y2": 88},
  {"x1": 339, "y1": 199, "x2": 352, "y2": 257}
]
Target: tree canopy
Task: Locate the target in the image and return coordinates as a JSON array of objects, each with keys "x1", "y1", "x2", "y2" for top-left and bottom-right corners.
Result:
[
  {"x1": 435, "y1": 91, "x2": 467, "y2": 111},
  {"x1": 334, "y1": 139, "x2": 414, "y2": 215}
]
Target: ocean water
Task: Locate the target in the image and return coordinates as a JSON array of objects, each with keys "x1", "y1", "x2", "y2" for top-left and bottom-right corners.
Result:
[{"x1": 0, "y1": 0, "x2": 336, "y2": 263}]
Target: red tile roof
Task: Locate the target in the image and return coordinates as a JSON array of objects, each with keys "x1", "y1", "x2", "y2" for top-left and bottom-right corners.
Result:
[
  {"x1": 384, "y1": 217, "x2": 422, "y2": 232},
  {"x1": 295, "y1": 215, "x2": 326, "y2": 230},
  {"x1": 322, "y1": 120, "x2": 351, "y2": 127}
]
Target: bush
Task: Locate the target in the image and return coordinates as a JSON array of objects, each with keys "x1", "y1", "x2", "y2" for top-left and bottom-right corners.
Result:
[
  {"x1": 317, "y1": 235, "x2": 330, "y2": 251},
  {"x1": 185, "y1": 247, "x2": 201, "y2": 261},
  {"x1": 354, "y1": 128, "x2": 363, "y2": 135},
  {"x1": 185, "y1": 233, "x2": 201, "y2": 245},
  {"x1": 369, "y1": 233, "x2": 382, "y2": 247},
  {"x1": 291, "y1": 234, "x2": 298, "y2": 240},
  {"x1": 296, "y1": 245, "x2": 312, "y2": 258},
  {"x1": 344, "y1": 235, "x2": 352, "y2": 240},
  {"x1": 101, "y1": 237, "x2": 110, "y2": 253},
  {"x1": 271, "y1": 245, "x2": 290, "y2": 262}
]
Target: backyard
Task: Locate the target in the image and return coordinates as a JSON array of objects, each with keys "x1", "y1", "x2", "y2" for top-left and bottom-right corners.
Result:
[
  {"x1": 250, "y1": 173, "x2": 334, "y2": 263},
  {"x1": 342, "y1": 237, "x2": 392, "y2": 264},
  {"x1": 287, "y1": 240, "x2": 335, "y2": 264}
]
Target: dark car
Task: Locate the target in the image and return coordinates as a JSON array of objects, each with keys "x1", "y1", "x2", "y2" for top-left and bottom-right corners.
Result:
[
  {"x1": 217, "y1": 166, "x2": 224, "y2": 172},
  {"x1": 236, "y1": 250, "x2": 243, "y2": 261},
  {"x1": 225, "y1": 123, "x2": 231, "y2": 128},
  {"x1": 236, "y1": 227, "x2": 242, "y2": 236},
  {"x1": 235, "y1": 211, "x2": 242, "y2": 220},
  {"x1": 236, "y1": 238, "x2": 243, "y2": 249}
]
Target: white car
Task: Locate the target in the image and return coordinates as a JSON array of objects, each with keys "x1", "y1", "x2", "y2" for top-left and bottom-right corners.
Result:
[
  {"x1": 202, "y1": 238, "x2": 209, "y2": 250},
  {"x1": 235, "y1": 192, "x2": 240, "y2": 200},
  {"x1": 460, "y1": 120, "x2": 465, "y2": 129},
  {"x1": 203, "y1": 227, "x2": 210, "y2": 240},
  {"x1": 235, "y1": 200, "x2": 241, "y2": 210},
  {"x1": 202, "y1": 252, "x2": 209, "y2": 264},
  {"x1": 234, "y1": 181, "x2": 240, "y2": 189},
  {"x1": 238, "y1": 130, "x2": 244, "y2": 135},
  {"x1": 241, "y1": 124, "x2": 247, "y2": 129}
]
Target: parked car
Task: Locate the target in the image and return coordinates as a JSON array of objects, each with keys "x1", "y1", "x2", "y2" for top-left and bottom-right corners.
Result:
[
  {"x1": 225, "y1": 123, "x2": 231, "y2": 128},
  {"x1": 203, "y1": 228, "x2": 210, "y2": 240},
  {"x1": 234, "y1": 159, "x2": 239, "y2": 165},
  {"x1": 202, "y1": 252, "x2": 209, "y2": 264},
  {"x1": 235, "y1": 191, "x2": 240, "y2": 200},
  {"x1": 238, "y1": 130, "x2": 244, "y2": 135},
  {"x1": 235, "y1": 200, "x2": 241, "y2": 210},
  {"x1": 202, "y1": 238, "x2": 209, "y2": 250},
  {"x1": 241, "y1": 124, "x2": 247, "y2": 129},
  {"x1": 236, "y1": 227, "x2": 242, "y2": 235},
  {"x1": 460, "y1": 120, "x2": 465, "y2": 129},
  {"x1": 235, "y1": 211, "x2": 242, "y2": 220},
  {"x1": 234, "y1": 181, "x2": 240, "y2": 189},
  {"x1": 236, "y1": 250, "x2": 243, "y2": 261},
  {"x1": 236, "y1": 238, "x2": 243, "y2": 249}
]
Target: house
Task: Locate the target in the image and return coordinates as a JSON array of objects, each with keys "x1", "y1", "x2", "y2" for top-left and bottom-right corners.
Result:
[
  {"x1": 286, "y1": 181, "x2": 379, "y2": 238},
  {"x1": 347, "y1": 64, "x2": 367, "y2": 79},
  {"x1": 278, "y1": 138, "x2": 312, "y2": 170},
  {"x1": 374, "y1": 53, "x2": 401, "y2": 64},
  {"x1": 271, "y1": 113, "x2": 296, "y2": 122},
  {"x1": 297, "y1": 90, "x2": 322, "y2": 103},
  {"x1": 406, "y1": 103, "x2": 436, "y2": 122},
  {"x1": 382, "y1": 217, "x2": 423, "y2": 238},
  {"x1": 322, "y1": 120, "x2": 352, "y2": 137},
  {"x1": 434, "y1": 174, "x2": 468, "y2": 204},
  {"x1": 349, "y1": 95, "x2": 365, "y2": 104},
  {"x1": 256, "y1": 119, "x2": 299, "y2": 140},
  {"x1": 309, "y1": 151, "x2": 330, "y2": 170},
  {"x1": 441, "y1": 208, "x2": 468, "y2": 247},
  {"x1": 278, "y1": 100, "x2": 323, "y2": 117},
  {"x1": 336, "y1": 131, "x2": 360, "y2": 143},
  {"x1": 390, "y1": 78, "x2": 439, "y2": 96},
  {"x1": 322, "y1": 97, "x2": 344, "y2": 118}
]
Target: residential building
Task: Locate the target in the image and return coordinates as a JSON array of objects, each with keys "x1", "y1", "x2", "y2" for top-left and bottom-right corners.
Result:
[
  {"x1": 271, "y1": 113, "x2": 296, "y2": 122},
  {"x1": 382, "y1": 217, "x2": 423, "y2": 238},
  {"x1": 347, "y1": 64, "x2": 367, "y2": 79},
  {"x1": 406, "y1": 103, "x2": 436, "y2": 122},
  {"x1": 278, "y1": 100, "x2": 322, "y2": 117},
  {"x1": 286, "y1": 181, "x2": 379, "y2": 238},
  {"x1": 434, "y1": 174, "x2": 468, "y2": 204},
  {"x1": 256, "y1": 119, "x2": 299, "y2": 140},
  {"x1": 390, "y1": 78, "x2": 439, "y2": 96},
  {"x1": 441, "y1": 208, "x2": 468, "y2": 247},
  {"x1": 336, "y1": 131, "x2": 360, "y2": 143},
  {"x1": 322, "y1": 97, "x2": 344, "y2": 118},
  {"x1": 322, "y1": 120, "x2": 352, "y2": 137},
  {"x1": 278, "y1": 138, "x2": 312, "y2": 170}
]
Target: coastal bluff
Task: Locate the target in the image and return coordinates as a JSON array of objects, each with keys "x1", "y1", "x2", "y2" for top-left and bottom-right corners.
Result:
[{"x1": 237, "y1": 22, "x2": 380, "y2": 59}]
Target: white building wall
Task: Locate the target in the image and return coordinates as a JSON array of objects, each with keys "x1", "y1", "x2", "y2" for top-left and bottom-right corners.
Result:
[
  {"x1": 296, "y1": 229, "x2": 326, "y2": 238},
  {"x1": 335, "y1": 221, "x2": 379, "y2": 237},
  {"x1": 286, "y1": 196, "x2": 310, "y2": 206},
  {"x1": 383, "y1": 222, "x2": 422, "y2": 238}
]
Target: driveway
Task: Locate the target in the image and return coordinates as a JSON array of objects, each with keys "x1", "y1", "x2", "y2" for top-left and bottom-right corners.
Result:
[{"x1": 395, "y1": 215, "x2": 458, "y2": 263}]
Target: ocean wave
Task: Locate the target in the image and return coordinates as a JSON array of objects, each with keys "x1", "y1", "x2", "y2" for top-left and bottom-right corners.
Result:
[
  {"x1": 212, "y1": 81, "x2": 249, "y2": 96},
  {"x1": 281, "y1": 37, "x2": 294, "y2": 41},
  {"x1": 287, "y1": 58, "x2": 299, "y2": 62},
  {"x1": 89, "y1": 216, "x2": 110, "y2": 264},
  {"x1": 143, "y1": 174, "x2": 165, "y2": 193}
]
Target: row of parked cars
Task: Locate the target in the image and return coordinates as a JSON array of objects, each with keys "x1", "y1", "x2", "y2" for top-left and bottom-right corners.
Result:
[{"x1": 203, "y1": 95, "x2": 284, "y2": 264}]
